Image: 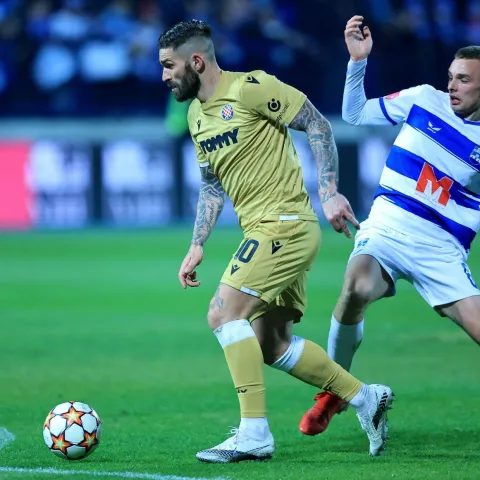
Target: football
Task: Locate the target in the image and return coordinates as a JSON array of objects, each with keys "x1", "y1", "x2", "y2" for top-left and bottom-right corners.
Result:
[{"x1": 43, "y1": 401, "x2": 102, "y2": 460}]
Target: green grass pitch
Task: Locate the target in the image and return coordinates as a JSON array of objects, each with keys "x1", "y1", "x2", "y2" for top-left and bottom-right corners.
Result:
[{"x1": 0, "y1": 227, "x2": 479, "y2": 480}]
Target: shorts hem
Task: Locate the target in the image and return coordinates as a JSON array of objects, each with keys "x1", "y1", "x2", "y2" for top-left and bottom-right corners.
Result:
[
  {"x1": 249, "y1": 302, "x2": 305, "y2": 323},
  {"x1": 220, "y1": 279, "x2": 273, "y2": 304},
  {"x1": 432, "y1": 291, "x2": 480, "y2": 309}
]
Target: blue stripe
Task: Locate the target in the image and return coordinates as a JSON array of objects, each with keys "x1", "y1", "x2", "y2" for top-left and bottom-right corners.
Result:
[
  {"x1": 379, "y1": 97, "x2": 397, "y2": 126},
  {"x1": 385, "y1": 146, "x2": 480, "y2": 210},
  {"x1": 374, "y1": 185, "x2": 476, "y2": 251},
  {"x1": 407, "y1": 105, "x2": 480, "y2": 172},
  {"x1": 455, "y1": 112, "x2": 480, "y2": 126}
]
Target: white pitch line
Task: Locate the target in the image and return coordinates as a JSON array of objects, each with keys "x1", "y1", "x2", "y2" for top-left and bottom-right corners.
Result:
[
  {"x1": 0, "y1": 467, "x2": 229, "y2": 480},
  {"x1": 0, "y1": 428, "x2": 15, "y2": 450}
]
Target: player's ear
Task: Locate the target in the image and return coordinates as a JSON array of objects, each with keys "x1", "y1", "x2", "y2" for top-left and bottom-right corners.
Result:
[{"x1": 191, "y1": 54, "x2": 206, "y2": 74}]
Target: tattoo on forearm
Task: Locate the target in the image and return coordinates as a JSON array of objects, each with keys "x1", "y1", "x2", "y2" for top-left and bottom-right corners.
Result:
[
  {"x1": 192, "y1": 165, "x2": 225, "y2": 246},
  {"x1": 289, "y1": 99, "x2": 339, "y2": 203}
]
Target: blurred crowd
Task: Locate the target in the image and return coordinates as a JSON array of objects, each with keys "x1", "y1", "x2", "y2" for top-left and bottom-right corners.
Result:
[{"x1": 1, "y1": 0, "x2": 480, "y2": 117}]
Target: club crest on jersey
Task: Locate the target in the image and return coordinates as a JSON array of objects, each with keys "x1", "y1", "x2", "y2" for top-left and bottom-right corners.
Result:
[
  {"x1": 221, "y1": 104, "x2": 234, "y2": 120},
  {"x1": 354, "y1": 238, "x2": 369, "y2": 252},
  {"x1": 470, "y1": 146, "x2": 480, "y2": 165}
]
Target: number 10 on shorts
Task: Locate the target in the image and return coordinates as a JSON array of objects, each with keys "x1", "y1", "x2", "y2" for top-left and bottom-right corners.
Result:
[{"x1": 234, "y1": 239, "x2": 259, "y2": 264}]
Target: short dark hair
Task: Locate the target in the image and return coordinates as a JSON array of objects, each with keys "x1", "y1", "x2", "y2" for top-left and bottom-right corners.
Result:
[
  {"x1": 455, "y1": 46, "x2": 480, "y2": 60},
  {"x1": 158, "y1": 20, "x2": 212, "y2": 50}
]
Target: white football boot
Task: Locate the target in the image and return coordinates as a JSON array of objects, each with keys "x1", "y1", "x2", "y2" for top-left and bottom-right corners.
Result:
[
  {"x1": 196, "y1": 427, "x2": 274, "y2": 463},
  {"x1": 356, "y1": 384, "x2": 395, "y2": 456}
]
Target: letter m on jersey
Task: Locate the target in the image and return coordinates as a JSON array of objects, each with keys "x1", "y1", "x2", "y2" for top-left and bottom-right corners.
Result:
[{"x1": 415, "y1": 163, "x2": 453, "y2": 207}]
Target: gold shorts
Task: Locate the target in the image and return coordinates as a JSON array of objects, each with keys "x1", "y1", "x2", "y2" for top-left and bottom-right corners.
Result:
[{"x1": 220, "y1": 217, "x2": 321, "y2": 321}]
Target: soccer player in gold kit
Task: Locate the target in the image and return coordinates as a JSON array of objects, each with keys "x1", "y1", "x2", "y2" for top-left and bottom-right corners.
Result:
[{"x1": 159, "y1": 20, "x2": 393, "y2": 462}]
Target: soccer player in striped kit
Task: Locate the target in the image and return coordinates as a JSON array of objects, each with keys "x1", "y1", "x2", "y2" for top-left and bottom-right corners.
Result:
[{"x1": 301, "y1": 15, "x2": 480, "y2": 436}]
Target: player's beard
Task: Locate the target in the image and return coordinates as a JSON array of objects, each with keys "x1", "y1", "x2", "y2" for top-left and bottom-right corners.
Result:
[{"x1": 172, "y1": 62, "x2": 201, "y2": 102}]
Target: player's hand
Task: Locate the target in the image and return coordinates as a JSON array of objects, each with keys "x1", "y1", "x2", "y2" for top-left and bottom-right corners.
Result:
[
  {"x1": 321, "y1": 192, "x2": 360, "y2": 239},
  {"x1": 345, "y1": 15, "x2": 372, "y2": 62},
  {"x1": 178, "y1": 245, "x2": 203, "y2": 289}
]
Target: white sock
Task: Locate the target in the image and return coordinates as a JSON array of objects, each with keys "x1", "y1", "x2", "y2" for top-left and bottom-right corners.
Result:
[
  {"x1": 327, "y1": 315, "x2": 364, "y2": 371},
  {"x1": 240, "y1": 417, "x2": 270, "y2": 440},
  {"x1": 349, "y1": 383, "x2": 371, "y2": 414},
  {"x1": 213, "y1": 319, "x2": 255, "y2": 348},
  {"x1": 270, "y1": 335, "x2": 305, "y2": 372}
]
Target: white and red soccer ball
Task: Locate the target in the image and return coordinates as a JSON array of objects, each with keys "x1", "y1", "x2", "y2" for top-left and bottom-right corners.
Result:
[{"x1": 43, "y1": 401, "x2": 102, "y2": 460}]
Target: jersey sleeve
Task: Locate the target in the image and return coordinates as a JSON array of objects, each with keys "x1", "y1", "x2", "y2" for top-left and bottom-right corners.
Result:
[
  {"x1": 239, "y1": 70, "x2": 306, "y2": 125},
  {"x1": 378, "y1": 84, "x2": 436, "y2": 125},
  {"x1": 342, "y1": 59, "x2": 435, "y2": 126},
  {"x1": 193, "y1": 143, "x2": 209, "y2": 167},
  {"x1": 187, "y1": 102, "x2": 209, "y2": 167}
]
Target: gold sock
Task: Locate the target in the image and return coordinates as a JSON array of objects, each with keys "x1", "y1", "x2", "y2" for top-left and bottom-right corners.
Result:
[
  {"x1": 289, "y1": 339, "x2": 361, "y2": 401},
  {"x1": 216, "y1": 320, "x2": 266, "y2": 418}
]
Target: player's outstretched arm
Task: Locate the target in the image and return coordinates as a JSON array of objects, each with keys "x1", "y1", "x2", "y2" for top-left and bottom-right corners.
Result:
[
  {"x1": 178, "y1": 164, "x2": 225, "y2": 289},
  {"x1": 342, "y1": 15, "x2": 396, "y2": 126},
  {"x1": 289, "y1": 99, "x2": 359, "y2": 238}
]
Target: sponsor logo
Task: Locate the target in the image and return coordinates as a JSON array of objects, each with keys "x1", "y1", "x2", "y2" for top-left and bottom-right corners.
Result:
[
  {"x1": 415, "y1": 163, "x2": 453, "y2": 207},
  {"x1": 199, "y1": 128, "x2": 239, "y2": 154},
  {"x1": 275, "y1": 102, "x2": 291, "y2": 123},
  {"x1": 268, "y1": 98, "x2": 281, "y2": 112},
  {"x1": 385, "y1": 91, "x2": 400, "y2": 100}
]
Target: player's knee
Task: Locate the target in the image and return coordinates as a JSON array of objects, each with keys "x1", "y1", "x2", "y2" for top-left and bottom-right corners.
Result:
[
  {"x1": 261, "y1": 339, "x2": 289, "y2": 366},
  {"x1": 207, "y1": 308, "x2": 224, "y2": 330},
  {"x1": 254, "y1": 330, "x2": 285, "y2": 365},
  {"x1": 342, "y1": 275, "x2": 377, "y2": 306}
]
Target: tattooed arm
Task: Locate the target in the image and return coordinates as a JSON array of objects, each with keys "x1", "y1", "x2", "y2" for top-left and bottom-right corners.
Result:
[
  {"x1": 192, "y1": 164, "x2": 225, "y2": 246},
  {"x1": 178, "y1": 164, "x2": 224, "y2": 288},
  {"x1": 289, "y1": 99, "x2": 360, "y2": 237},
  {"x1": 289, "y1": 99, "x2": 339, "y2": 204}
]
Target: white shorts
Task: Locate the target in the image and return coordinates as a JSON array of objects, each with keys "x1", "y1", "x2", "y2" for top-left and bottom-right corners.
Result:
[{"x1": 349, "y1": 220, "x2": 480, "y2": 308}]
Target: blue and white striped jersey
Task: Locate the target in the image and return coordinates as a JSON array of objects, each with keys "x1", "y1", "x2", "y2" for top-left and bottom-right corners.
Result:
[{"x1": 344, "y1": 59, "x2": 480, "y2": 257}]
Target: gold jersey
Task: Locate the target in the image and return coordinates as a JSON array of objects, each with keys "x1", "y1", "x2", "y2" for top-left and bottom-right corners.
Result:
[{"x1": 187, "y1": 70, "x2": 317, "y2": 232}]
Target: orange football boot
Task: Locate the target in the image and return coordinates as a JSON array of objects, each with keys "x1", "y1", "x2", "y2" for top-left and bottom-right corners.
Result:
[{"x1": 299, "y1": 391, "x2": 348, "y2": 435}]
